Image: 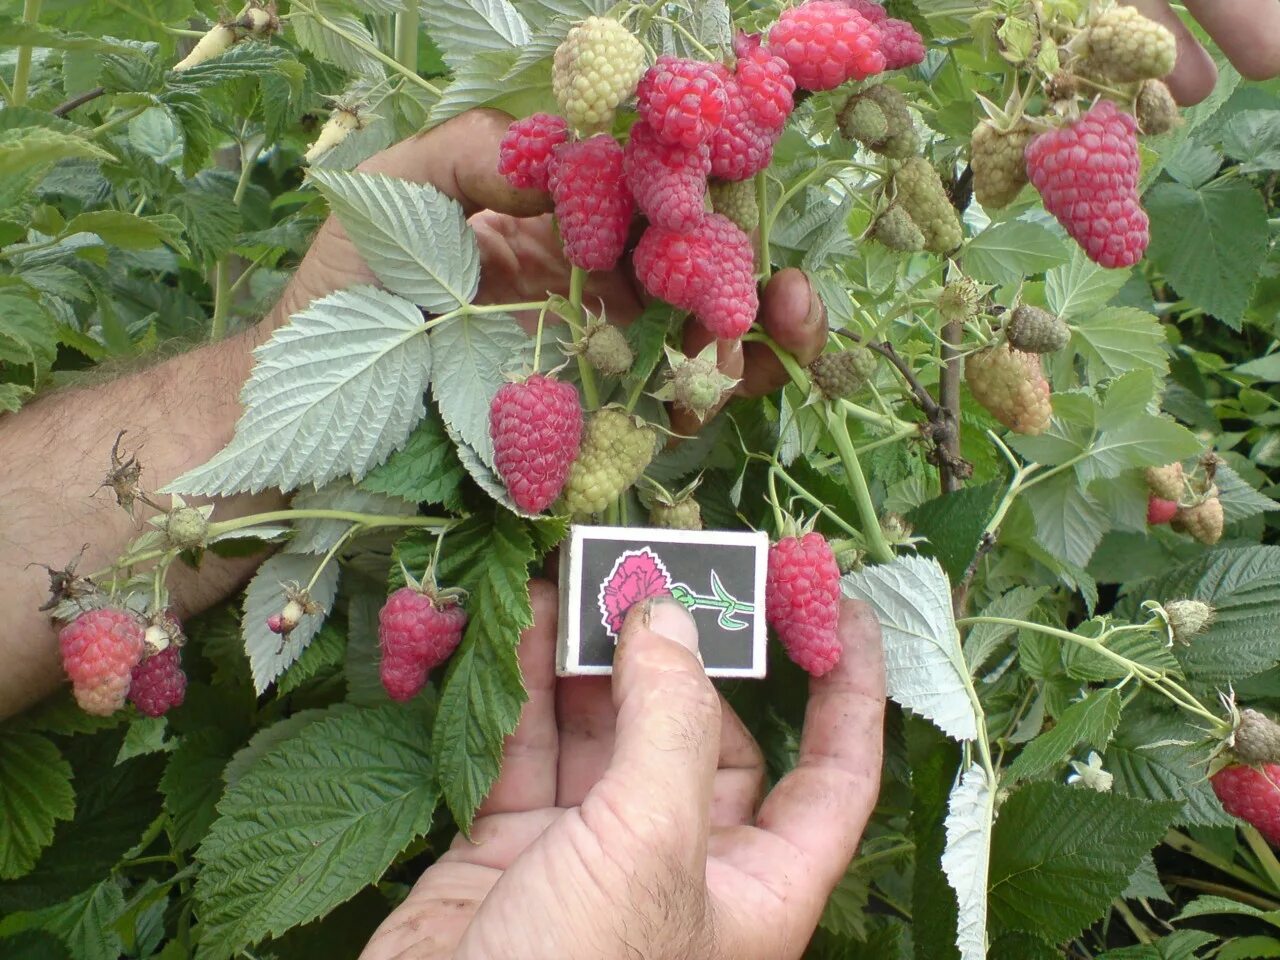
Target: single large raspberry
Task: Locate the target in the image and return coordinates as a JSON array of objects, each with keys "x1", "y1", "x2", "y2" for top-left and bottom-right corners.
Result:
[
  {"x1": 1211, "y1": 763, "x2": 1280, "y2": 846},
  {"x1": 808, "y1": 348, "x2": 877, "y2": 400},
  {"x1": 1085, "y1": 6, "x2": 1176, "y2": 83},
  {"x1": 498, "y1": 113, "x2": 570, "y2": 191},
  {"x1": 378, "y1": 586, "x2": 468, "y2": 702},
  {"x1": 562, "y1": 408, "x2": 657, "y2": 517},
  {"x1": 733, "y1": 41, "x2": 796, "y2": 132},
  {"x1": 1174, "y1": 497, "x2": 1224, "y2": 545},
  {"x1": 1006, "y1": 304, "x2": 1069, "y2": 354},
  {"x1": 129, "y1": 646, "x2": 187, "y2": 717},
  {"x1": 878, "y1": 18, "x2": 925, "y2": 70},
  {"x1": 691, "y1": 213, "x2": 758, "y2": 339},
  {"x1": 971, "y1": 120, "x2": 1032, "y2": 209},
  {"x1": 490, "y1": 374, "x2": 583, "y2": 513},
  {"x1": 624, "y1": 120, "x2": 710, "y2": 232},
  {"x1": 838, "y1": 84, "x2": 919, "y2": 158},
  {"x1": 768, "y1": 1, "x2": 885, "y2": 91},
  {"x1": 634, "y1": 224, "x2": 707, "y2": 311},
  {"x1": 60, "y1": 608, "x2": 146, "y2": 716},
  {"x1": 1025, "y1": 100, "x2": 1148, "y2": 269},
  {"x1": 548, "y1": 135, "x2": 634, "y2": 272},
  {"x1": 766, "y1": 532, "x2": 842, "y2": 677},
  {"x1": 708, "y1": 44, "x2": 795, "y2": 181},
  {"x1": 636, "y1": 56, "x2": 728, "y2": 149},
  {"x1": 894, "y1": 157, "x2": 962, "y2": 254},
  {"x1": 965, "y1": 343, "x2": 1052, "y2": 436},
  {"x1": 552, "y1": 16, "x2": 647, "y2": 133}
]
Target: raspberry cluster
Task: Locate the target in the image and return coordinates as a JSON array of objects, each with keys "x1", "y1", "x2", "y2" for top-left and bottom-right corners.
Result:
[{"x1": 59, "y1": 609, "x2": 187, "y2": 717}]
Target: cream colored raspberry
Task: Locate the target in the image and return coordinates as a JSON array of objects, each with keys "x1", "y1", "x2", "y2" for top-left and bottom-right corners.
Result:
[
  {"x1": 552, "y1": 17, "x2": 646, "y2": 134},
  {"x1": 1084, "y1": 7, "x2": 1176, "y2": 83},
  {"x1": 971, "y1": 120, "x2": 1032, "y2": 210},
  {"x1": 965, "y1": 343, "x2": 1052, "y2": 435},
  {"x1": 1175, "y1": 497, "x2": 1224, "y2": 545},
  {"x1": 1145, "y1": 462, "x2": 1185, "y2": 501},
  {"x1": 561, "y1": 408, "x2": 656, "y2": 517}
]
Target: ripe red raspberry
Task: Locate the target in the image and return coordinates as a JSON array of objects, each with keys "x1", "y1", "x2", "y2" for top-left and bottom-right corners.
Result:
[
  {"x1": 624, "y1": 121, "x2": 710, "y2": 232},
  {"x1": 766, "y1": 532, "x2": 842, "y2": 677},
  {"x1": 497, "y1": 113, "x2": 569, "y2": 191},
  {"x1": 489, "y1": 374, "x2": 583, "y2": 513},
  {"x1": 636, "y1": 56, "x2": 729, "y2": 149},
  {"x1": 842, "y1": 0, "x2": 887, "y2": 23},
  {"x1": 733, "y1": 42, "x2": 796, "y2": 132},
  {"x1": 767, "y1": 1, "x2": 885, "y2": 92},
  {"x1": 878, "y1": 19, "x2": 925, "y2": 70},
  {"x1": 1212, "y1": 763, "x2": 1280, "y2": 845},
  {"x1": 129, "y1": 646, "x2": 187, "y2": 717},
  {"x1": 634, "y1": 224, "x2": 707, "y2": 312},
  {"x1": 1024, "y1": 100, "x2": 1149, "y2": 269},
  {"x1": 378, "y1": 586, "x2": 468, "y2": 702},
  {"x1": 60, "y1": 608, "x2": 145, "y2": 715},
  {"x1": 1147, "y1": 496, "x2": 1178, "y2": 525},
  {"x1": 710, "y1": 75, "x2": 777, "y2": 181},
  {"x1": 691, "y1": 213, "x2": 757, "y2": 339},
  {"x1": 548, "y1": 135, "x2": 634, "y2": 272}
]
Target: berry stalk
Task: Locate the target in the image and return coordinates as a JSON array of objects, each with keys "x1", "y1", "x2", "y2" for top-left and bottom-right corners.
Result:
[
  {"x1": 10, "y1": 0, "x2": 43, "y2": 108},
  {"x1": 824, "y1": 407, "x2": 895, "y2": 565},
  {"x1": 567, "y1": 267, "x2": 600, "y2": 410}
]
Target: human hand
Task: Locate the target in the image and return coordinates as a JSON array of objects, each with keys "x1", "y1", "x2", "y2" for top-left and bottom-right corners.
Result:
[
  {"x1": 270, "y1": 109, "x2": 828, "y2": 434},
  {"x1": 1126, "y1": 0, "x2": 1280, "y2": 104},
  {"x1": 359, "y1": 582, "x2": 885, "y2": 960}
]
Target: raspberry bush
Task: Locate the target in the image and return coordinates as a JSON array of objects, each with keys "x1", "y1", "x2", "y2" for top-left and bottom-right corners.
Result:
[{"x1": 3, "y1": 2, "x2": 1280, "y2": 958}]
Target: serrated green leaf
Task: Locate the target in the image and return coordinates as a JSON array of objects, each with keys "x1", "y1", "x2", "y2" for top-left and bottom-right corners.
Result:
[
  {"x1": 160, "y1": 728, "x2": 238, "y2": 852},
  {"x1": 0, "y1": 382, "x2": 33, "y2": 412},
  {"x1": 290, "y1": 5, "x2": 383, "y2": 76},
  {"x1": 432, "y1": 510, "x2": 535, "y2": 829},
  {"x1": 1220, "y1": 110, "x2": 1280, "y2": 172},
  {"x1": 1018, "y1": 470, "x2": 1107, "y2": 570},
  {"x1": 0, "y1": 734, "x2": 74, "y2": 880},
  {"x1": 1006, "y1": 688, "x2": 1122, "y2": 783},
  {"x1": 0, "y1": 880, "x2": 125, "y2": 960},
  {"x1": 1070, "y1": 307, "x2": 1169, "y2": 382},
  {"x1": 166, "y1": 40, "x2": 300, "y2": 89},
  {"x1": 360, "y1": 404, "x2": 467, "y2": 507},
  {"x1": 1098, "y1": 930, "x2": 1217, "y2": 959},
  {"x1": 423, "y1": 0, "x2": 532, "y2": 68},
  {"x1": 277, "y1": 623, "x2": 347, "y2": 695},
  {"x1": 223, "y1": 710, "x2": 334, "y2": 788},
  {"x1": 907, "y1": 481, "x2": 1001, "y2": 584},
  {"x1": 60, "y1": 211, "x2": 187, "y2": 256},
  {"x1": 430, "y1": 49, "x2": 553, "y2": 124},
  {"x1": 308, "y1": 171, "x2": 480, "y2": 312},
  {"x1": 1121, "y1": 853, "x2": 1170, "y2": 903},
  {"x1": 241, "y1": 553, "x2": 342, "y2": 693},
  {"x1": 963, "y1": 586, "x2": 1048, "y2": 672},
  {"x1": 168, "y1": 286, "x2": 431, "y2": 496},
  {"x1": 0, "y1": 19, "x2": 144, "y2": 53},
  {"x1": 194, "y1": 705, "x2": 439, "y2": 959},
  {"x1": 287, "y1": 480, "x2": 418, "y2": 554},
  {"x1": 988, "y1": 782, "x2": 1179, "y2": 941},
  {"x1": 1215, "y1": 463, "x2": 1278, "y2": 523},
  {"x1": 962, "y1": 221, "x2": 1070, "y2": 285},
  {"x1": 842, "y1": 556, "x2": 977, "y2": 741},
  {"x1": 1145, "y1": 179, "x2": 1268, "y2": 329},
  {"x1": 0, "y1": 286, "x2": 57, "y2": 380},
  {"x1": 1044, "y1": 251, "x2": 1130, "y2": 320},
  {"x1": 0, "y1": 127, "x2": 114, "y2": 181}
]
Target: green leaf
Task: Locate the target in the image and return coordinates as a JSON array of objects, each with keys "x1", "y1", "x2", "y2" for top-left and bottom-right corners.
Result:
[
  {"x1": 842, "y1": 556, "x2": 977, "y2": 741},
  {"x1": 277, "y1": 623, "x2": 347, "y2": 695},
  {"x1": 0, "y1": 383, "x2": 33, "y2": 412},
  {"x1": 1070, "y1": 307, "x2": 1169, "y2": 382},
  {"x1": 1215, "y1": 463, "x2": 1278, "y2": 523},
  {"x1": 941, "y1": 764, "x2": 994, "y2": 960},
  {"x1": 308, "y1": 171, "x2": 480, "y2": 312},
  {"x1": 422, "y1": 0, "x2": 532, "y2": 68},
  {"x1": 0, "y1": 734, "x2": 74, "y2": 880},
  {"x1": 168, "y1": 286, "x2": 432, "y2": 496},
  {"x1": 1018, "y1": 470, "x2": 1106, "y2": 570},
  {"x1": 0, "y1": 127, "x2": 114, "y2": 181},
  {"x1": 287, "y1": 480, "x2": 418, "y2": 554},
  {"x1": 0, "y1": 880, "x2": 125, "y2": 960},
  {"x1": 160, "y1": 728, "x2": 238, "y2": 852},
  {"x1": 430, "y1": 50, "x2": 554, "y2": 125},
  {"x1": 1006, "y1": 688, "x2": 1122, "y2": 784},
  {"x1": 988, "y1": 782, "x2": 1180, "y2": 941},
  {"x1": 1044, "y1": 251, "x2": 1130, "y2": 320},
  {"x1": 222, "y1": 710, "x2": 334, "y2": 788},
  {"x1": 962, "y1": 221, "x2": 1070, "y2": 285},
  {"x1": 1220, "y1": 110, "x2": 1280, "y2": 172},
  {"x1": 1097, "y1": 930, "x2": 1217, "y2": 959},
  {"x1": 1145, "y1": 179, "x2": 1269, "y2": 329},
  {"x1": 360, "y1": 404, "x2": 467, "y2": 507},
  {"x1": 290, "y1": 5, "x2": 383, "y2": 75},
  {"x1": 0, "y1": 285, "x2": 58, "y2": 379},
  {"x1": 432, "y1": 510, "x2": 535, "y2": 830},
  {"x1": 194, "y1": 704, "x2": 439, "y2": 959},
  {"x1": 907, "y1": 481, "x2": 1001, "y2": 584},
  {"x1": 0, "y1": 19, "x2": 145, "y2": 53},
  {"x1": 962, "y1": 586, "x2": 1048, "y2": 673},
  {"x1": 60, "y1": 211, "x2": 188, "y2": 256}
]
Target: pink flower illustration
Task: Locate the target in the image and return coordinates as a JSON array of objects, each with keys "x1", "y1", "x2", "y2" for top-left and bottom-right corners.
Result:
[{"x1": 598, "y1": 548, "x2": 673, "y2": 637}]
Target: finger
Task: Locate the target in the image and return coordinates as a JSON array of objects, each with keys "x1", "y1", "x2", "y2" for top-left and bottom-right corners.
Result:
[
  {"x1": 712, "y1": 695, "x2": 766, "y2": 828},
  {"x1": 740, "y1": 268, "x2": 827, "y2": 398},
  {"x1": 669, "y1": 327, "x2": 745, "y2": 436},
  {"x1": 752, "y1": 599, "x2": 885, "y2": 889},
  {"x1": 439, "y1": 808, "x2": 562, "y2": 869},
  {"x1": 1124, "y1": 0, "x2": 1217, "y2": 104},
  {"x1": 587, "y1": 598, "x2": 720, "y2": 865},
  {"x1": 555, "y1": 675, "x2": 616, "y2": 806},
  {"x1": 476, "y1": 580, "x2": 560, "y2": 816},
  {"x1": 357, "y1": 108, "x2": 551, "y2": 218},
  {"x1": 1183, "y1": 0, "x2": 1280, "y2": 81}
]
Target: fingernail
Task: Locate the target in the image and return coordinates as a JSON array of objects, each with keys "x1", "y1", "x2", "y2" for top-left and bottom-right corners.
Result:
[{"x1": 642, "y1": 597, "x2": 699, "y2": 655}]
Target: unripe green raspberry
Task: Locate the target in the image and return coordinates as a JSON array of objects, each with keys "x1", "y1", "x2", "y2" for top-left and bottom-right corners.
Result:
[
  {"x1": 552, "y1": 17, "x2": 647, "y2": 134},
  {"x1": 165, "y1": 506, "x2": 209, "y2": 550},
  {"x1": 649, "y1": 497, "x2": 702, "y2": 530},
  {"x1": 838, "y1": 97, "x2": 888, "y2": 146},
  {"x1": 652, "y1": 344, "x2": 739, "y2": 421},
  {"x1": 562, "y1": 408, "x2": 656, "y2": 517},
  {"x1": 971, "y1": 120, "x2": 1032, "y2": 210},
  {"x1": 1234, "y1": 709, "x2": 1280, "y2": 765},
  {"x1": 709, "y1": 178, "x2": 759, "y2": 233},
  {"x1": 872, "y1": 204, "x2": 924, "y2": 252},
  {"x1": 937, "y1": 278, "x2": 980, "y2": 325},
  {"x1": 583, "y1": 323, "x2": 634, "y2": 378},
  {"x1": 808, "y1": 348, "x2": 877, "y2": 400},
  {"x1": 1145, "y1": 462, "x2": 1184, "y2": 501},
  {"x1": 1136, "y1": 79, "x2": 1181, "y2": 135},
  {"x1": 965, "y1": 343, "x2": 1052, "y2": 435},
  {"x1": 1162, "y1": 598, "x2": 1214, "y2": 644},
  {"x1": 1084, "y1": 6, "x2": 1176, "y2": 83},
  {"x1": 1007, "y1": 304, "x2": 1070, "y2": 354},
  {"x1": 840, "y1": 85, "x2": 919, "y2": 159},
  {"x1": 894, "y1": 158, "x2": 962, "y2": 254},
  {"x1": 830, "y1": 539, "x2": 863, "y2": 573}
]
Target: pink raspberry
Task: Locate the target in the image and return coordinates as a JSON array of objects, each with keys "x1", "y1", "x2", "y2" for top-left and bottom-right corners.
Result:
[
  {"x1": 378, "y1": 586, "x2": 468, "y2": 702},
  {"x1": 129, "y1": 646, "x2": 187, "y2": 717},
  {"x1": 489, "y1": 374, "x2": 583, "y2": 512},
  {"x1": 710, "y1": 75, "x2": 777, "y2": 181},
  {"x1": 498, "y1": 113, "x2": 569, "y2": 191},
  {"x1": 1147, "y1": 496, "x2": 1178, "y2": 525},
  {"x1": 709, "y1": 46, "x2": 796, "y2": 181},
  {"x1": 60, "y1": 608, "x2": 146, "y2": 715},
  {"x1": 624, "y1": 120, "x2": 710, "y2": 231},
  {"x1": 547, "y1": 135, "x2": 634, "y2": 272},
  {"x1": 766, "y1": 532, "x2": 842, "y2": 677},
  {"x1": 841, "y1": 0, "x2": 888, "y2": 23},
  {"x1": 1024, "y1": 100, "x2": 1149, "y2": 269},
  {"x1": 879, "y1": 19, "x2": 925, "y2": 69},
  {"x1": 636, "y1": 56, "x2": 729, "y2": 149},
  {"x1": 634, "y1": 224, "x2": 707, "y2": 311},
  {"x1": 690, "y1": 213, "x2": 757, "y2": 339},
  {"x1": 768, "y1": 1, "x2": 885, "y2": 92},
  {"x1": 734, "y1": 42, "x2": 796, "y2": 132}
]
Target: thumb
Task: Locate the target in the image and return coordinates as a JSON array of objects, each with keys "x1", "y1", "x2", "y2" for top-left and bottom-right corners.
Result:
[{"x1": 603, "y1": 598, "x2": 720, "y2": 866}]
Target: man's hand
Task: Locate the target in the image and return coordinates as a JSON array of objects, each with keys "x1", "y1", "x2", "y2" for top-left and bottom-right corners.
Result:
[
  {"x1": 1126, "y1": 0, "x2": 1280, "y2": 105},
  {"x1": 360, "y1": 585, "x2": 885, "y2": 960}
]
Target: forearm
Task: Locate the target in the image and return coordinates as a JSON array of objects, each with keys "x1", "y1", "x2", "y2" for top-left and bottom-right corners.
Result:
[{"x1": 0, "y1": 322, "x2": 287, "y2": 720}]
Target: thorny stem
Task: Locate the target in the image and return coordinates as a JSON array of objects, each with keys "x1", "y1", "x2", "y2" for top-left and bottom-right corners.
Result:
[
  {"x1": 11, "y1": 0, "x2": 43, "y2": 108},
  {"x1": 287, "y1": 2, "x2": 439, "y2": 96},
  {"x1": 825, "y1": 408, "x2": 895, "y2": 564},
  {"x1": 568, "y1": 267, "x2": 600, "y2": 409}
]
